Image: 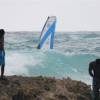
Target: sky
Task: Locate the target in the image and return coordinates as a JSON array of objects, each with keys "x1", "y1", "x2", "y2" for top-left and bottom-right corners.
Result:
[{"x1": 0, "y1": 0, "x2": 100, "y2": 31}]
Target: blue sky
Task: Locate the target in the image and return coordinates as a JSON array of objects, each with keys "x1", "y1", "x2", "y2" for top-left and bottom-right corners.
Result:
[{"x1": 0, "y1": 0, "x2": 100, "y2": 31}]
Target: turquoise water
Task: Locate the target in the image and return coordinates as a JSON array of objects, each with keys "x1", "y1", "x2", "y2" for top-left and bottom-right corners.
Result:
[{"x1": 5, "y1": 32, "x2": 100, "y2": 84}]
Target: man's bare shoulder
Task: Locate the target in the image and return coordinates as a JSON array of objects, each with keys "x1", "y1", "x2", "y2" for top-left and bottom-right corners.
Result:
[{"x1": 89, "y1": 61, "x2": 95, "y2": 66}]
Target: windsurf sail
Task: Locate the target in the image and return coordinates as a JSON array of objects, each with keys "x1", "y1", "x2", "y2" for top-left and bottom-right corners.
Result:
[{"x1": 37, "y1": 16, "x2": 56, "y2": 49}]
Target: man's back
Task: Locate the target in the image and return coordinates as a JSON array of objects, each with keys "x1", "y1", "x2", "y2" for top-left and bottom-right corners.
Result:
[{"x1": 0, "y1": 36, "x2": 4, "y2": 50}]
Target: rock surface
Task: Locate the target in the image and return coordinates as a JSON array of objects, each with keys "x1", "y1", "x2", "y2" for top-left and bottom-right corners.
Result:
[{"x1": 0, "y1": 76, "x2": 92, "y2": 100}]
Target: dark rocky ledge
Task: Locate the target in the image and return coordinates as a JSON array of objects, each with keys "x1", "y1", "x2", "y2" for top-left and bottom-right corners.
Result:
[{"x1": 0, "y1": 76, "x2": 92, "y2": 100}]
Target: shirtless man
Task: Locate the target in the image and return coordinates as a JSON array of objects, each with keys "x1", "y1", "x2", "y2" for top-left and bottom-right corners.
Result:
[
  {"x1": 0, "y1": 29, "x2": 5, "y2": 79},
  {"x1": 89, "y1": 59, "x2": 100, "y2": 100}
]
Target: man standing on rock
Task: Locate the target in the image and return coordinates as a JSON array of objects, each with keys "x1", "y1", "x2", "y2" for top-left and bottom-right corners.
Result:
[
  {"x1": 0, "y1": 29, "x2": 5, "y2": 80},
  {"x1": 89, "y1": 59, "x2": 100, "y2": 100}
]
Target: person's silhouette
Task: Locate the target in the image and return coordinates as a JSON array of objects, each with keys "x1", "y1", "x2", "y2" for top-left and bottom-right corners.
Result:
[
  {"x1": 89, "y1": 59, "x2": 100, "y2": 100},
  {"x1": 0, "y1": 29, "x2": 5, "y2": 80}
]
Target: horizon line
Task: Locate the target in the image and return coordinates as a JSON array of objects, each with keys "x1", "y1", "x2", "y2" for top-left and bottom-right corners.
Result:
[{"x1": 5, "y1": 30, "x2": 100, "y2": 33}]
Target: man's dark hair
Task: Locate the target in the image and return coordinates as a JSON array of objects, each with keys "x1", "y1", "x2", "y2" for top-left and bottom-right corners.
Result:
[
  {"x1": 96, "y1": 59, "x2": 100, "y2": 64},
  {"x1": 0, "y1": 29, "x2": 5, "y2": 37}
]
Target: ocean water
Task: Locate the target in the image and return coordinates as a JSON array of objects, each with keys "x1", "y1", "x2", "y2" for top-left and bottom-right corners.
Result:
[{"x1": 4, "y1": 31, "x2": 100, "y2": 84}]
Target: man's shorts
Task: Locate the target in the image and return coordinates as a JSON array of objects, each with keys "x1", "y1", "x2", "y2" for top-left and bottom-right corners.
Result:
[{"x1": 0, "y1": 50, "x2": 5, "y2": 65}]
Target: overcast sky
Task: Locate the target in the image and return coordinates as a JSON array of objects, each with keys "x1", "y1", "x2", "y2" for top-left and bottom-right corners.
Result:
[{"x1": 0, "y1": 0, "x2": 100, "y2": 31}]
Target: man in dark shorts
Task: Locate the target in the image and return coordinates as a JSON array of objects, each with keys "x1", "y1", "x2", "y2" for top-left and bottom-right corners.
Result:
[
  {"x1": 89, "y1": 59, "x2": 100, "y2": 100},
  {"x1": 0, "y1": 29, "x2": 5, "y2": 80}
]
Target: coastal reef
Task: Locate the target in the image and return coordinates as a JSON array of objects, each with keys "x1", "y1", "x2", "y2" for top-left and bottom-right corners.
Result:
[{"x1": 0, "y1": 76, "x2": 92, "y2": 100}]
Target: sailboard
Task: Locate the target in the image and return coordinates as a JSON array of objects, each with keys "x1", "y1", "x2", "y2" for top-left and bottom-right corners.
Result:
[{"x1": 37, "y1": 16, "x2": 56, "y2": 49}]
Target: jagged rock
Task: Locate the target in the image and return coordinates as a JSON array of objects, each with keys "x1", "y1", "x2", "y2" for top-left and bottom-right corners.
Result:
[{"x1": 0, "y1": 76, "x2": 92, "y2": 100}]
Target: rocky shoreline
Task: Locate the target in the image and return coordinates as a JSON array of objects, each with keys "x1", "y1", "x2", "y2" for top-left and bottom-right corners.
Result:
[{"x1": 0, "y1": 76, "x2": 92, "y2": 100}]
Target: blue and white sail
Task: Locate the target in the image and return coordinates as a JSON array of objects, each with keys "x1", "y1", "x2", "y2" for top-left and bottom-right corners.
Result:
[{"x1": 37, "y1": 16, "x2": 56, "y2": 49}]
